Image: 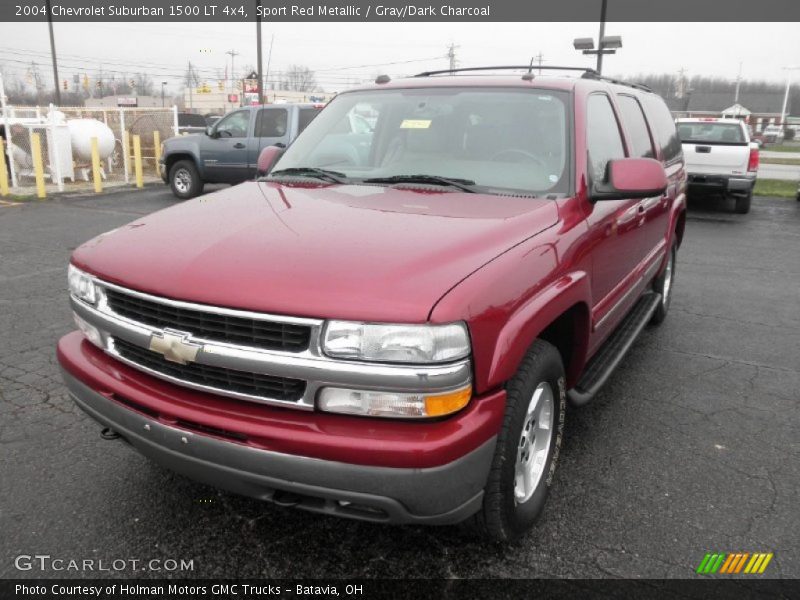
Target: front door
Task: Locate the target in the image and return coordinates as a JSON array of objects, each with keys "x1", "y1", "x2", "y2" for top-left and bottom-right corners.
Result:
[
  {"x1": 584, "y1": 93, "x2": 647, "y2": 336},
  {"x1": 202, "y1": 109, "x2": 252, "y2": 183}
]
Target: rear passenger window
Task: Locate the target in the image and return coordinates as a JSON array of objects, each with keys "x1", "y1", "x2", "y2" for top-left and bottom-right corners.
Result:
[
  {"x1": 256, "y1": 109, "x2": 288, "y2": 138},
  {"x1": 586, "y1": 94, "x2": 625, "y2": 182},
  {"x1": 298, "y1": 108, "x2": 321, "y2": 133},
  {"x1": 641, "y1": 95, "x2": 682, "y2": 164},
  {"x1": 616, "y1": 95, "x2": 655, "y2": 158}
]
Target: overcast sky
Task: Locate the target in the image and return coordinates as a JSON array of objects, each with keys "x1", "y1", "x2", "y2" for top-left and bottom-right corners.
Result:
[{"x1": 1, "y1": 21, "x2": 798, "y2": 94}]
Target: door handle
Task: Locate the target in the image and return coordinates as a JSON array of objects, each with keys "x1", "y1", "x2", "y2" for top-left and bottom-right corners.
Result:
[
  {"x1": 233, "y1": 142, "x2": 246, "y2": 149},
  {"x1": 637, "y1": 204, "x2": 645, "y2": 213}
]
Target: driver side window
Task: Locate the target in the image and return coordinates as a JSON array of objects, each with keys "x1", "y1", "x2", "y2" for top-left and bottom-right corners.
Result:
[{"x1": 215, "y1": 110, "x2": 250, "y2": 138}]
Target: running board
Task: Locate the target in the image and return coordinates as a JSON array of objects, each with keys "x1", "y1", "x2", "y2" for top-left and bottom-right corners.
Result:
[{"x1": 567, "y1": 292, "x2": 662, "y2": 407}]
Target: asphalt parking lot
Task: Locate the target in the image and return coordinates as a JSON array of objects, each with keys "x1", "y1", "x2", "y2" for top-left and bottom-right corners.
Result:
[{"x1": 1, "y1": 186, "x2": 798, "y2": 579}]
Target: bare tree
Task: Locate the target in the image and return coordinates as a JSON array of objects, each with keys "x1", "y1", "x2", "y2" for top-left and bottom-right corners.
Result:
[{"x1": 280, "y1": 65, "x2": 317, "y2": 92}]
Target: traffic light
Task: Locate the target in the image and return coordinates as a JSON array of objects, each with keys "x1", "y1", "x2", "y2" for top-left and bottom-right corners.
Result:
[
  {"x1": 96, "y1": 80, "x2": 102, "y2": 89},
  {"x1": 62, "y1": 79, "x2": 68, "y2": 90}
]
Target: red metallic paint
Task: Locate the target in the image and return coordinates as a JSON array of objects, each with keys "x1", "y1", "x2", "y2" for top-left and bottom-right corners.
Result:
[
  {"x1": 58, "y1": 332, "x2": 505, "y2": 469},
  {"x1": 606, "y1": 158, "x2": 668, "y2": 196},
  {"x1": 71, "y1": 182, "x2": 558, "y2": 324}
]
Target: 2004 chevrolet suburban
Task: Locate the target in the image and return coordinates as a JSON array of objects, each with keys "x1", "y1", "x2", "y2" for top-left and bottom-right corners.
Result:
[{"x1": 59, "y1": 66, "x2": 686, "y2": 541}]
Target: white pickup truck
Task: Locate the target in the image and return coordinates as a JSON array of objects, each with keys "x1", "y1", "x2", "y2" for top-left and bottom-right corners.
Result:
[{"x1": 676, "y1": 118, "x2": 759, "y2": 213}]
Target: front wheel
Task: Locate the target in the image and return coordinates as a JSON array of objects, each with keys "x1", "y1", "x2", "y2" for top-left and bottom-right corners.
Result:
[
  {"x1": 650, "y1": 240, "x2": 676, "y2": 326},
  {"x1": 469, "y1": 339, "x2": 566, "y2": 542},
  {"x1": 169, "y1": 160, "x2": 203, "y2": 200}
]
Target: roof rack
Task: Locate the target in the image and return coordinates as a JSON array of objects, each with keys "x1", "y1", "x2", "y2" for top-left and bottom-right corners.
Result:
[
  {"x1": 414, "y1": 65, "x2": 598, "y2": 77},
  {"x1": 413, "y1": 65, "x2": 653, "y2": 93}
]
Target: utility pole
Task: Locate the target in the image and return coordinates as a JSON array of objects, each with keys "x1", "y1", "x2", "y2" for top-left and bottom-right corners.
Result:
[
  {"x1": 226, "y1": 49, "x2": 240, "y2": 91},
  {"x1": 187, "y1": 60, "x2": 194, "y2": 111},
  {"x1": 734, "y1": 61, "x2": 742, "y2": 104},
  {"x1": 596, "y1": 0, "x2": 608, "y2": 74},
  {"x1": 447, "y1": 43, "x2": 458, "y2": 73},
  {"x1": 534, "y1": 51, "x2": 544, "y2": 75},
  {"x1": 780, "y1": 67, "x2": 800, "y2": 126},
  {"x1": 44, "y1": 0, "x2": 61, "y2": 104},
  {"x1": 256, "y1": 1, "x2": 263, "y2": 104},
  {"x1": 265, "y1": 34, "x2": 274, "y2": 95}
]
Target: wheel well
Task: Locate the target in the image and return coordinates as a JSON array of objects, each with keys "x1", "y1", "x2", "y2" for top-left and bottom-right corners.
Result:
[
  {"x1": 537, "y1": 303, "x2": 590, "y2": 388},
  {"x1": 674, "y1": 210, "x2": 686, "y2": 248},
  {"x1": 164, "y1": 153, "x2": 197, "y2": 174}
]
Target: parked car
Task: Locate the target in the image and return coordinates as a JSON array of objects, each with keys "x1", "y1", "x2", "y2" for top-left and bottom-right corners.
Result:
[
  {"x1": 761, "y1": 124, "x2": 785, "y2": 144},
  {"x1": 676, "y1": 117, "x2": 759, "y2": 213},
  {"x1": 59, "y1": 67, "x2": 686, "y2": 541},
  {"x1": 159, "y1": 104, "x2": 322, "y2": 198},
  {"x1": 176, "y1": 112, "x2": 209, "y2": 135}
]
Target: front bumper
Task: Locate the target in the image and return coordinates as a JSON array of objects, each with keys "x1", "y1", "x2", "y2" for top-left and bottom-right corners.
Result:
[
  {"x1": 687, "y1": 172, "x2": 755, "y2": 194},
  {"x1": 58, "y1": 333, "x2": 503, "y2": 524}
]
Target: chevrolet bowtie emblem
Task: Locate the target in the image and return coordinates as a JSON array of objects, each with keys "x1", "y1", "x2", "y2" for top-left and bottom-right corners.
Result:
[{"x1": 148, "y1": 330, "x2": 202, "y2": 364}]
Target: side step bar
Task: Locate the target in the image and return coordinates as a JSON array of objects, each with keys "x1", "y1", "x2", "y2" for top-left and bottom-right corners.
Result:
[{"x1": 567, "y1": 292, "x2": 662, "y2": 407}]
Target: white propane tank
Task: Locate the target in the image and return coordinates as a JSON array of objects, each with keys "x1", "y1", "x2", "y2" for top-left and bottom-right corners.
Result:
[{"x1": 67, "y1": 119, "x2": 115, "y2": 162}]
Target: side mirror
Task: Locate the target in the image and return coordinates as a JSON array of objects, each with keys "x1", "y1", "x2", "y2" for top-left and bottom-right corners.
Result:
[
  {"x1": 256, "y1": 145, "x2": 284, "y2": 176},
  {"x1": 205, "y1": 126, "x2": 217, "y2": 138},
  {"x1": 591, "y1": 158, "x2": 668, "y2": 202}
]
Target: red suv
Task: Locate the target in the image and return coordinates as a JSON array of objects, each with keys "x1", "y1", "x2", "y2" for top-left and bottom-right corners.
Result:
[{"x1": 58, "y1": 67, "x2": 686, "y2": 541}]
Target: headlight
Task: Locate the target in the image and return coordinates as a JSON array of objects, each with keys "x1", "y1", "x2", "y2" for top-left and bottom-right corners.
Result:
[
  {"x1": 322, "y1": 321, "x2": 470, "y2": 363},
  {"x1": 318, "y1": 385, "x2": 472, "y2": 419},
  {"x1": 68, "y1": 264, "x2": 97, "y2": 304}
]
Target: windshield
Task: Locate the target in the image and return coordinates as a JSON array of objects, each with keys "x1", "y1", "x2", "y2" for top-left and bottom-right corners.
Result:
[
  {"x1": 274, "y1": 88, "x2": 570, "y2": 195},
  {"x1": 677, "y1": 122, "x2": 746, "y2": 145}
]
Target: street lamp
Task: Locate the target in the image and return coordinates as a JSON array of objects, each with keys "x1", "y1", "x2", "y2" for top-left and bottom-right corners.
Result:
[
  {"x1": 573, "y1": 0, "x2": 621, "y2": 74},
  {"x1": 161, "y1": 81, "x2": 167, "y2": 107},
  {"x1": 780, "y1": 66, "x2": 800, "y2": 127}
]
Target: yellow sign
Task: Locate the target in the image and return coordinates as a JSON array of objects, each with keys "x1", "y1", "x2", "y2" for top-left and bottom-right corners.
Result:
[{"x1": 400, "y1": 119, "x2": 432, "y2": 129}]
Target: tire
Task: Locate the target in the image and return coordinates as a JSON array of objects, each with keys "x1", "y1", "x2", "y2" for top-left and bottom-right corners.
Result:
[
  {"x1": 650, "y1": 240, "x2": 677, "y2": 326},
  {"x1": 169, "y1": 160, "x2": 203, "y2": 200},
  {"x1": 734, "y1": 191, "x2": 751, "y2": 214},
  {"x1": 468, "y1": 339, "x2": 566, "y2": 542}
]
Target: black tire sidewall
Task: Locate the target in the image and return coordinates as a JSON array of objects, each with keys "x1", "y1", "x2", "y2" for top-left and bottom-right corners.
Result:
[
  {"x1": 496, "y1": 344, "x2": 566, "y2": 536},
  {"x1": 169, "y1": 160, "x2": 201, "y2": 199},
  {"x1": 651, "y1": 241, "x2": 677, "y2": 324}
]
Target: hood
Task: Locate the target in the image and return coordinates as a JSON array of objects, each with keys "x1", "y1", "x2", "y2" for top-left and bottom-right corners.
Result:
[{"x1": 73, "y1": 182, "x2": 559, "y2": 322}]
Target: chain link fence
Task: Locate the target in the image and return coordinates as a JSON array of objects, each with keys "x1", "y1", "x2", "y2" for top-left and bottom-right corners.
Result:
[{"x1": 1, "y1": 100, "x2": 178, "y2": 197}]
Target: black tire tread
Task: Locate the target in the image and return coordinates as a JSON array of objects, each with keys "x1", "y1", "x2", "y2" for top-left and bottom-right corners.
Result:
[{"x1": 468, "y1": 339, "x2": 564, "y2": 542}]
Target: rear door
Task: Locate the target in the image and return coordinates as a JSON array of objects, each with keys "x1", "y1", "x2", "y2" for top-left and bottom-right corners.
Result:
[
  {"x1": 249, "y1": 107, "x2": 290, "y2": 171},
  {"x1": 202, "y1": 109, "x2": 252, "y2": 183},
  {"x1": 616, "y1": 93, "x2": 671, "y2": 267}
]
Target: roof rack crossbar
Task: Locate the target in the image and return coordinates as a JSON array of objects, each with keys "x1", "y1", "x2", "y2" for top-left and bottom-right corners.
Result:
[
  {"x1": 414, "y1": 65, "x2": 599, "y2": 77},
  {"x1": 412, "y1": 65, "x2": 653, "y2": 93}
]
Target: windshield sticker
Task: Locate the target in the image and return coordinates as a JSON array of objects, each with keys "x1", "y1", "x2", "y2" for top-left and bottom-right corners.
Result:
[
  {"x1": 549, "y1": 174, "x2": 559, "y2": 183},
  {"x1": 400, "y1": 119, "x2": 432, "y2": 129}
]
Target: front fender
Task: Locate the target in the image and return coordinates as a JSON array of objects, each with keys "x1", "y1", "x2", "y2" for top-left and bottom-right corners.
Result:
[{"x1": 162, "y1": 137, "x2": 204, "y2": 176}]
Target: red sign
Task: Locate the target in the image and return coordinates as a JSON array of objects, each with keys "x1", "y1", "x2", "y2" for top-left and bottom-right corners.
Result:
[{"x1": 227, "y1": 94, "x2": 239, "y2": 103}]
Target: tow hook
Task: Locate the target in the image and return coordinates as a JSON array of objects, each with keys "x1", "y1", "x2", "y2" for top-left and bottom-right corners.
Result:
[{"x1": 100, "y1": 427, "x2": 121, "y2": 440}]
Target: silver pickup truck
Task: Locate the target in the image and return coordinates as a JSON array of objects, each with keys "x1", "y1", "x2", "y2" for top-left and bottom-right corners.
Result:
[
  {"x1": 160, "y1": 104, "x2": 322, "y2": 199},
  {"x1": 676, "y1": 117, "x2": 759, "y2": 214}
]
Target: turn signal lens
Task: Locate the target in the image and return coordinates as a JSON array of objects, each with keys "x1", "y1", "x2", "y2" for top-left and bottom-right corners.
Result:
[{"x1": 318, "y1": 385, "x2": 472, "y2": 419}]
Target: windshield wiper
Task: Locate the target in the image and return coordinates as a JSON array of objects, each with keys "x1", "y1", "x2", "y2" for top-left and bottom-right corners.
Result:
[
  {"x1": 266, "y1": 167, "x2": 348, "y2": 184},
  {"x1": 362, "y1": 174, "x2": 479, "y2": 193}
]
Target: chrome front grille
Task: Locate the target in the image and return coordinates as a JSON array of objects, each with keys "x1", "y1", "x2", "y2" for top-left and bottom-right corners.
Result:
[
  {"x1": 105, "y1": 288, "x2": 311, "y2": 353},
  {"x1": 114, "y1": 338, "x2": 306, "y2": 402},
  {"x1": 70, "y1": 277, "x2": 473, "y2": 411}
]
